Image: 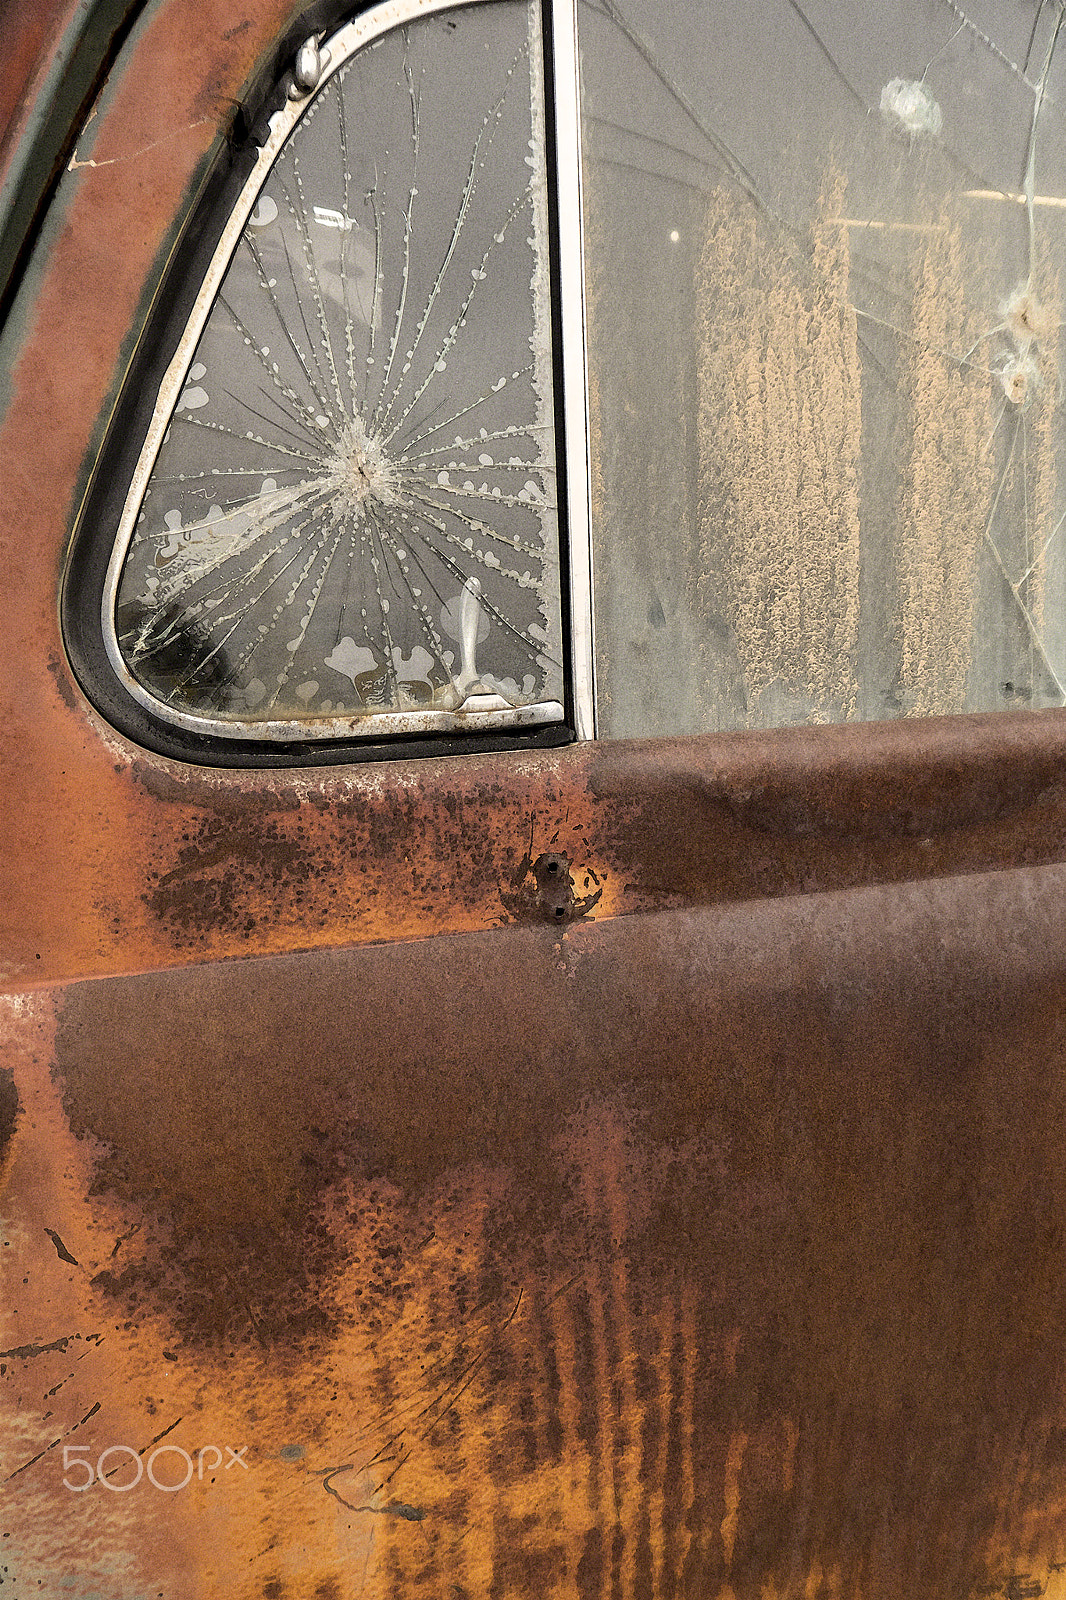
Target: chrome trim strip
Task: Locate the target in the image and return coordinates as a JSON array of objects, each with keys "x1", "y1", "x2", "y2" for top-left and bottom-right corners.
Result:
[
  {"x1": 128, "y1": 698, "x2": 566, "y2": 742},
  {"x1": 550, "y1": 0, "x2": 595, "y2": 740}
]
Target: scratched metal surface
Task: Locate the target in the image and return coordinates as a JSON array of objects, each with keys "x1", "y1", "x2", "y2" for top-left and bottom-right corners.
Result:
[{"x1": 5, "y1": 0, "x2": 1066, "y2": 1596}]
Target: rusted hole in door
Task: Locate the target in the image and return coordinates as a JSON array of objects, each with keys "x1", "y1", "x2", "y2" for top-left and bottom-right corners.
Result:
[{"x1": 534, "y1": 850, "x2": 573, "y2": 921}]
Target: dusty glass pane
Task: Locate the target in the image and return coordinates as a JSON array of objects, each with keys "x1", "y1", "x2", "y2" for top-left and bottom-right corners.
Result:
[
  {"x1": 112, "y1": 1, "x2": 562, "y2": 736},
  {"x1": 581, "y1": 0, "x2": 1066, "y2": 735}
]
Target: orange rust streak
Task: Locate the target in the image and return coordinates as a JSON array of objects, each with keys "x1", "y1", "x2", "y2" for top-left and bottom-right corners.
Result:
[{"x1": 548, "y1": 1288, "x2": 596, "y2": 1579}]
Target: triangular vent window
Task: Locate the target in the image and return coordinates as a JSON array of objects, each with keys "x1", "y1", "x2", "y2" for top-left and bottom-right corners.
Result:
[{"x1": 103, "y1": 0, "x2": 567, "y2": 744}]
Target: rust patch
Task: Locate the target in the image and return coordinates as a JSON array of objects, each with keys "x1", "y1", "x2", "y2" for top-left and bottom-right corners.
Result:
[
  {"x1": 129, "y1": 759, "x2": 613, "y2": 956},
  {"x1": 0, "y1": 1061, "x2": 18, "y2": 1163},
  {"x1": 129, "y1": 759, "x2": 302, "y2": 814},
  {"x1": 0, "y1": 0, "x2": 82, "y2": 192},
  {"x1": 45, "y1": 653, "x2": 79, "y2": 714},
  {"x1": 16, "y1": 872, "x2": 1066, "y2": 1592},
  {"x1": 501, "y1": 839, "x2": 604, "y2": 925}
]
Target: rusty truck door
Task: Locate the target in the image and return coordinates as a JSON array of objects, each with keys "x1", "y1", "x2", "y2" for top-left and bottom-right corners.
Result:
[{"x1": 6, "y1": 3, "x2": 1066, "y2": 1599}]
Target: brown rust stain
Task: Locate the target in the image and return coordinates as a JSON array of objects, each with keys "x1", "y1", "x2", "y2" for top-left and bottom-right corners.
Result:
[
  {"x1": 127, "y1": 752, "x2": 614, "y2": 954},
  {"x1": 4, "y1": 867, "x2": 1066, "y2": 1592},
  {"x1": 15, "y1": 696, "x2": 1066, "y2": 988},
  {"x1": 584, "y1": 719, "x2": 1066, "y2": 910},
  {"x1": 120, "y1": 716, "x2": 1066, "y2": 964},
  {"x1": 500, "y1": 841, "x2": 604, "y2": 925},
  {"x1": 0, "y1": 1060, "x2": 18, "y2": 1165}
]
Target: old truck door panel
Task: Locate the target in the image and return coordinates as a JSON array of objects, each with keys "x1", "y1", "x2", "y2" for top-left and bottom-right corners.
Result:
[{"x1": 5, "y1": 1, "x2": 1066, "y2": 1596}]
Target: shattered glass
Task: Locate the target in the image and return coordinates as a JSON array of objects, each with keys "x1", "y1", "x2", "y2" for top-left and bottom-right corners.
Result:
[
  {"x1": 581, "y1": 0, "x2": 1066, "y2": 735},
  {"x1": 112, "y1": 0, "x2": 563, "y2": 737}
]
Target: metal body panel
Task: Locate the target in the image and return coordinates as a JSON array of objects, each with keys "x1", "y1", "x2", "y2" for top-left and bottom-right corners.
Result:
[
  {"x1": 7, "y1": 876, "x2": 1066, "y2": 1595},
  {"x1": 4, "y1": 0, "x2": 1066, "y2": 1596},
  {"x1": 0, "y1": 0, "x2": 144, "y2": 316}
]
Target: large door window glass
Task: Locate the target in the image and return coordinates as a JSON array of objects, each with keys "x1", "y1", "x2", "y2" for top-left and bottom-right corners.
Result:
[{"x1": 582, "y1": 0, "x2": 1066, "y2": 736}]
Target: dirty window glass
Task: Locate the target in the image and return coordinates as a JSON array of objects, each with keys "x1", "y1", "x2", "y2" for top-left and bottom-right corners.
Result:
[
  {"x1": 107, "y1": 0, "x2": 563, "y2": 742},
  {"x1": 581, "y1": 0, "x2": 1066, "y2": 735}
]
